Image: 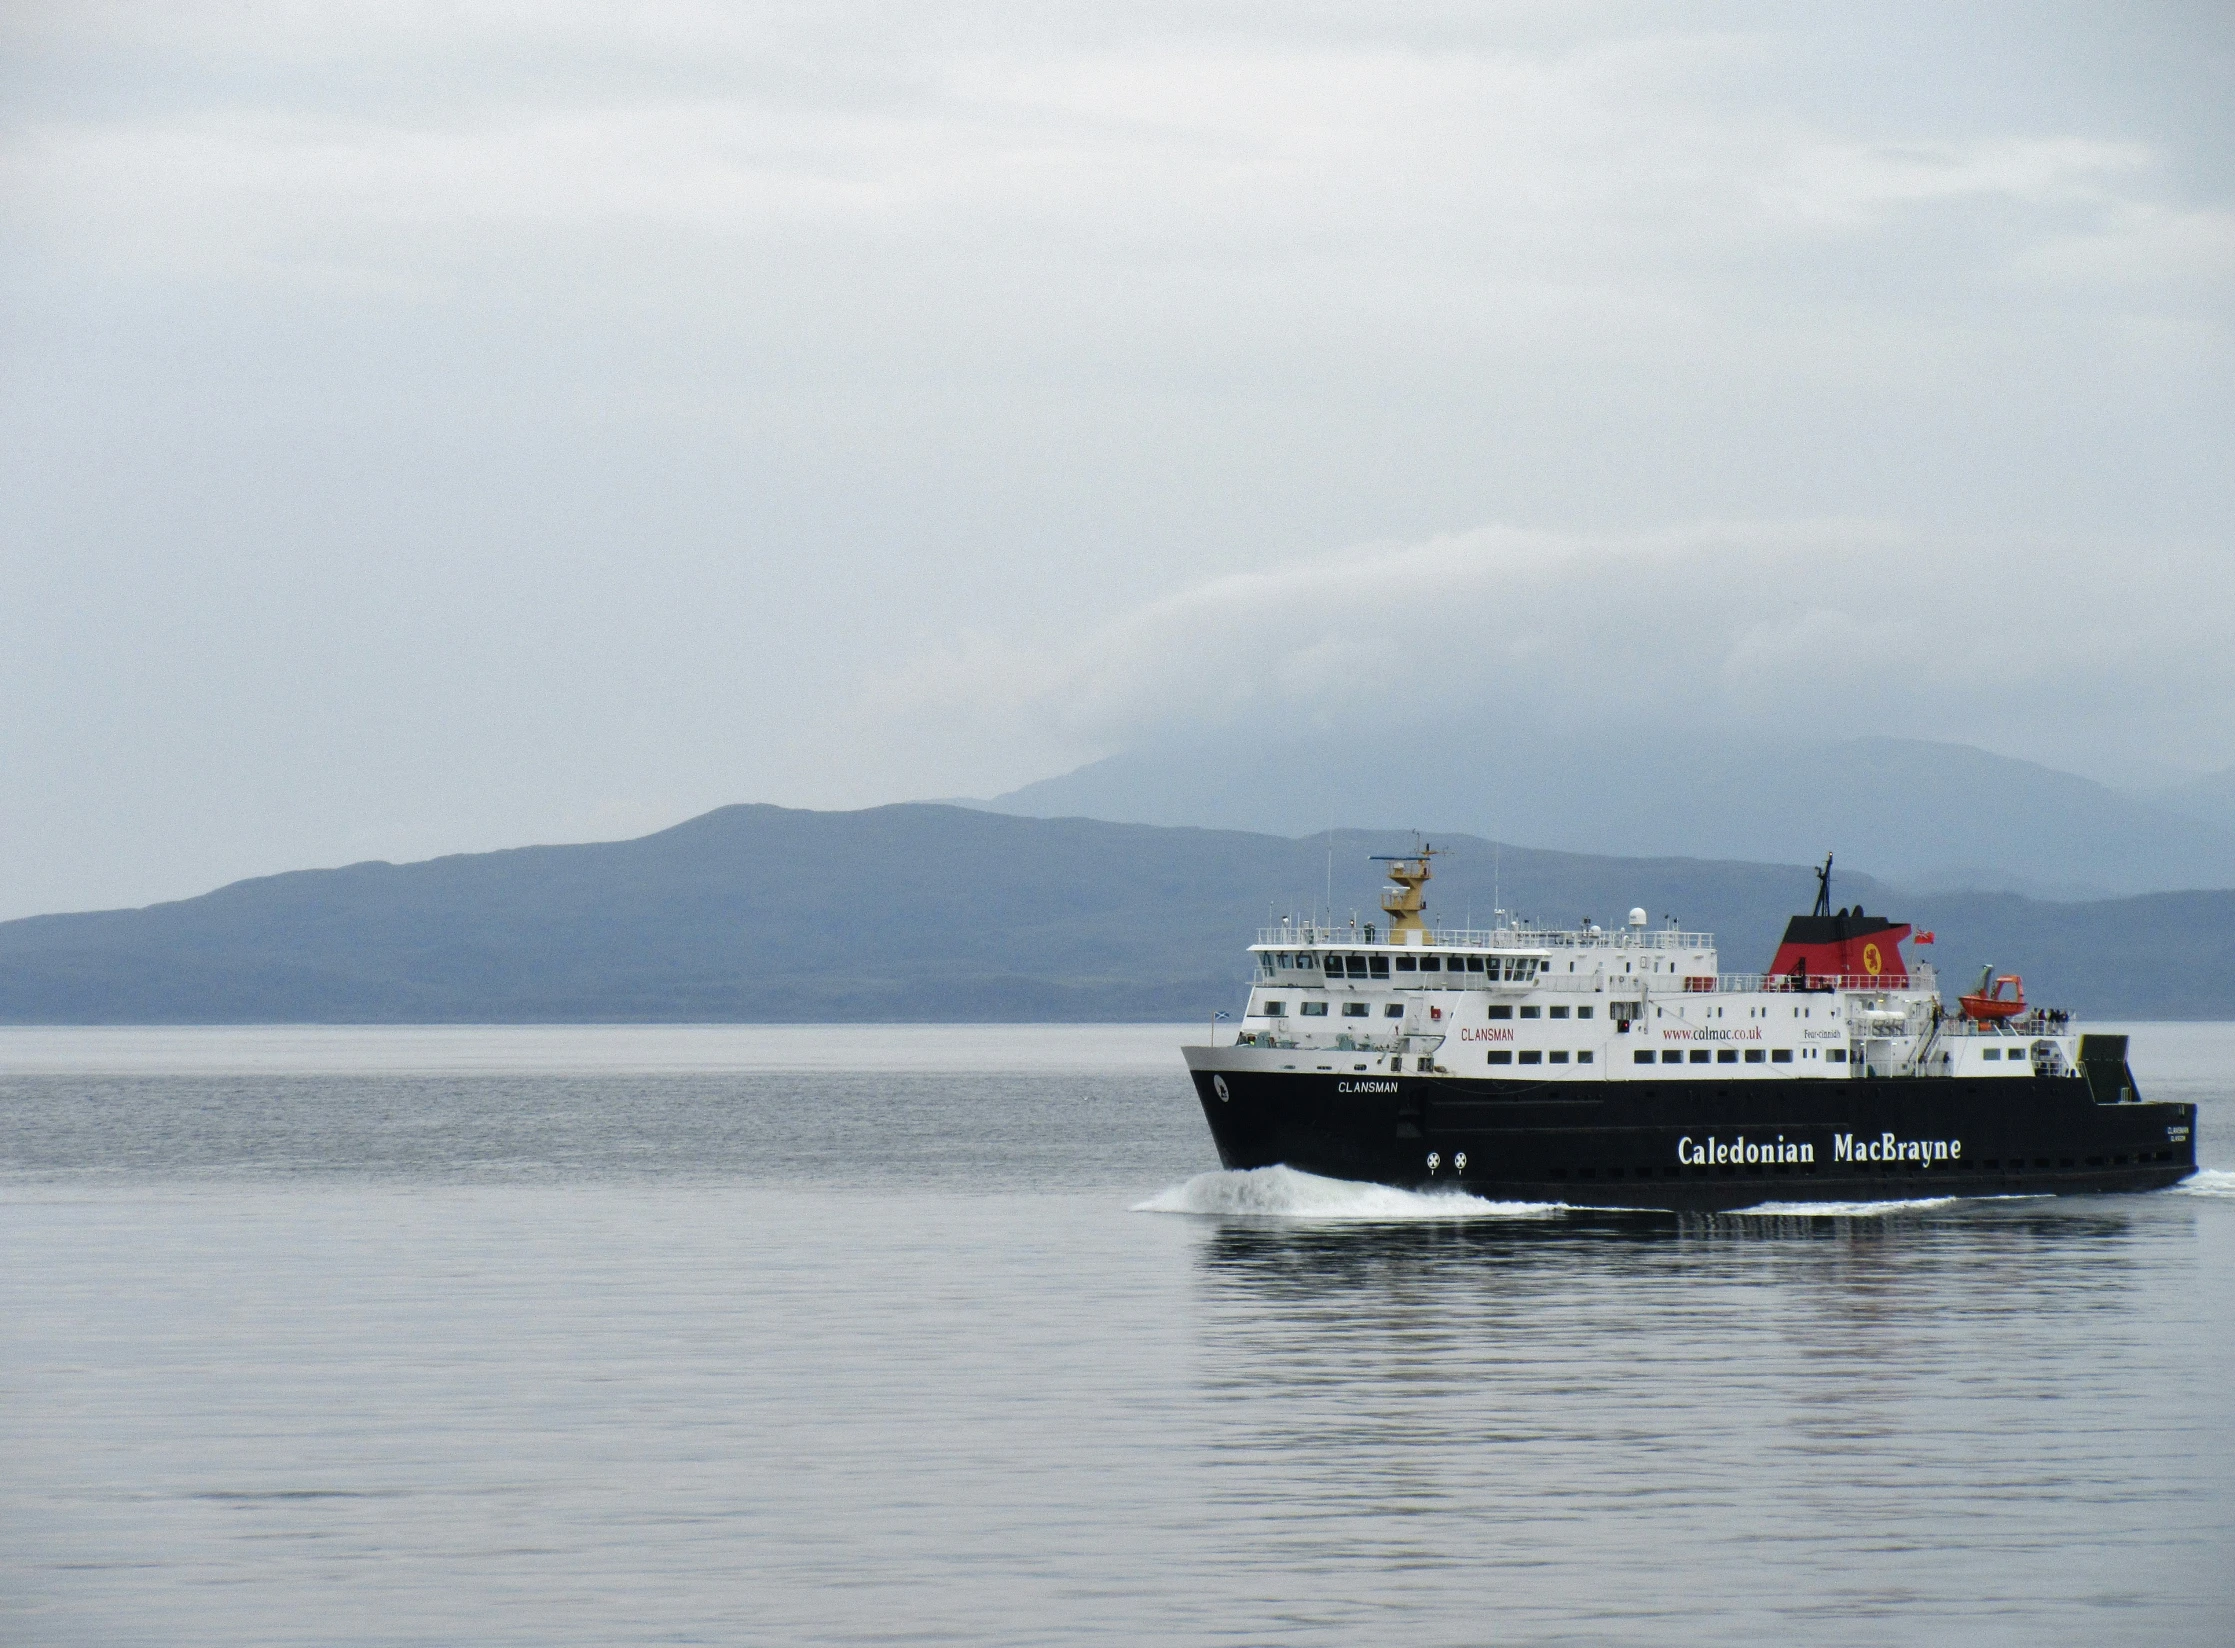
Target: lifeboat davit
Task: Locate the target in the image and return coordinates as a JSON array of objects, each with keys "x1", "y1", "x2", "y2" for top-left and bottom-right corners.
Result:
[{"x1": 1960, "y1": 969, "x2": 2026, "y2": 1022}]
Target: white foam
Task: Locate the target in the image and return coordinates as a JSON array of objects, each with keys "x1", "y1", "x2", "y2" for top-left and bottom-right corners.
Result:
[
  {"x1": 2173, "y1": 1168, "x2": 2235, "y2": 1199},
  {"x1": 1729, "y1": 1197, "x2": 1963, "y2": 1217},
  {"x1": 1133, "y1": 1165, "x2": 1562, "y2": 1221}
]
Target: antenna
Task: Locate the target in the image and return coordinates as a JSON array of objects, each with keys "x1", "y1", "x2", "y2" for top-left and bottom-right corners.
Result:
[{"x1": 1813, "y1": 852, "x2": 1834, "y2": 919}]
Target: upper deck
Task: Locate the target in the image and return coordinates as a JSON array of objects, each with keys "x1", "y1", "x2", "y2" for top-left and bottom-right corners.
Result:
[
  {"x1": 1256, "y1": 919, "x2": 1714, "y2": 954},
  {"x1": 1251, "y1": 917, "x2": 1942, "y2": 997},
  {"x1": 1253, "y1": 916, "x2": 1722, "y2": 996}
]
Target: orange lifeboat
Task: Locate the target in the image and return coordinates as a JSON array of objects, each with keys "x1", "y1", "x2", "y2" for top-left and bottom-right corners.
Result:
[{"x1": 1960, "y1": 968, "x2": 2026, "y2": 1023}]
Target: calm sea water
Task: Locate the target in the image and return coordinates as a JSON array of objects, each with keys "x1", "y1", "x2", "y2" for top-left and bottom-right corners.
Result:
[{"x1": 4, "y1": 1022, "x2": 2232, "y2": 1647}]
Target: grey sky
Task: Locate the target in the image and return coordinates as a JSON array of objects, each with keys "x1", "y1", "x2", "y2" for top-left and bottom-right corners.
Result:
[{"x1": 5, "y1": 2, "x2": 2231, "y2": 918}]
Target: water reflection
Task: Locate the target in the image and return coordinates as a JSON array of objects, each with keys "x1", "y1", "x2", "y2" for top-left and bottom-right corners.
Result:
[
  {"x1": 1172, "y1": 1199, "x2": 2204, "y2": 1631},
  {"x1": 1193, "y1": 1202, "x2": 2152, "y2": 1311},
  {"x1": 1188, "y1": 1205, "x2": 2165, "y2": 1463}
]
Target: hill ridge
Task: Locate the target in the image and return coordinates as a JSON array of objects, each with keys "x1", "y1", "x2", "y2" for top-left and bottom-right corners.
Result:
[{"x1": 1, "y1": 803, "x2": 2227, "y2": 1022}]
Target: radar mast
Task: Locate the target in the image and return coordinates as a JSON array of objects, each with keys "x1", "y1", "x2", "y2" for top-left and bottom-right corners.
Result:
[{"x1": 1371, "y1": 843, "x2": 1439, "y2": 941}]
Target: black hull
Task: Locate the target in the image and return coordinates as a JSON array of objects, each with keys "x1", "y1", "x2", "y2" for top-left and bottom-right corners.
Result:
[{"x1": 1188, "y1": 1069, "x2": 2198, "y2": 1212}]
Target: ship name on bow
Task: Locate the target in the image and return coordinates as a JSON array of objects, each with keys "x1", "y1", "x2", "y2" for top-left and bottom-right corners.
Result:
[
  {"x1": 1677, "y1": 1135, "x2": 1814, "y2": 1166},
  {"x1": 1674, "y1": 1131, "x2": 1967, "y2": 1166},
  {"x1": 1834, "y1": 1131, "x2": 1963, "y2": 1163}
]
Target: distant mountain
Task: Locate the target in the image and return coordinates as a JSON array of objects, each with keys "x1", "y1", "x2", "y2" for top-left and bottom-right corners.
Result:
[
  {"x1": 990, "y1": 735, "x2": 2235, "y2": 899},
  {"x1": 0, "y1": 803, "x2": 2229, "y2": 1021},
  {"x1": 2140, "y1": 765, "x2": 2235, "y2": 831}
]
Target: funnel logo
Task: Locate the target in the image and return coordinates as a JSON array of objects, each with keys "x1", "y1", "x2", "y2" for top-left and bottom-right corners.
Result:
[{"x1": 1862, "y1": 942, "x2": 1883, "y2": 975}]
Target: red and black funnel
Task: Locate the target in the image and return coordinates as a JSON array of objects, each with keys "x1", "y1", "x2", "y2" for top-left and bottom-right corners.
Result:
[{"x1": 1768, "y1": 853, "x2": 1910, "y2": 983}]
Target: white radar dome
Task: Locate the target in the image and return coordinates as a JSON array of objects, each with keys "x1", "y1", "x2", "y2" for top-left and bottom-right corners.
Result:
[{"x1": 1628, "y1": 907, "x2": 1648, "y2": 927}]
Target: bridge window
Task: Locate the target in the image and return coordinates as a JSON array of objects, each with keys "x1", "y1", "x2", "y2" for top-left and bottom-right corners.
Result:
[
  {"x1": 1395, "y1": 955, "x2": 1417, "y2": 972},
  {"x1": 1771, "y1": 1048, "x2": 1793, "y2": 1063},
  {"x1": 1342, "y1": 1002, "x2": 1369, "y2": 1018},
  {"x1": 1419, "y1": 956, "x2": 1441, "y2": 972},
  {"x1": 1368, "y1": 956, "x2": 1390, "y2": 979},
  {"x1": 1345, "y1": 956, "x2": 1368, "y2": 978},
  {"x1": 1300, "y1": 1001, "x2": 1328, "y2": 1017},
  {"x1": 1465, "y1": 956, "x2": 1485, "y2": 973}
]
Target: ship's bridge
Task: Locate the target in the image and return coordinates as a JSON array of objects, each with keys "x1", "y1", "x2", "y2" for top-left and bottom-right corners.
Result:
[{"x1": 1252, "y1": 918, "x2": 1721, "y2": 989}]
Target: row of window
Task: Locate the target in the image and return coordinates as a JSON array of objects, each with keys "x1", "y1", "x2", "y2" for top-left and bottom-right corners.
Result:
[
  {"x1": 1260, "y1": 1001, "x2": 1413, "y2": 1019},
  {"x1": 1628, "y1": 1047, "x2": 1847, "y2": 1065},
  {"x1": 1259, "y1": 952, "x2": 1544, "y2": 981},
  {"x1": 1391, "y1": 954, "x2": 1539, "y2": 978},
  {"x1": 1257, "y1": 1001, "x2": 1602, "y2": 1021},
  {"x1": 1485, "y1": 1050, "x2": 1595, "y2": 1065}
]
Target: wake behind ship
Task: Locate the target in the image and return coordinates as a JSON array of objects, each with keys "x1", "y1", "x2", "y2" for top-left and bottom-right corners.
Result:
[{"x1": 1182, "y1": 851, "x2": 2196, "y2": 1211}]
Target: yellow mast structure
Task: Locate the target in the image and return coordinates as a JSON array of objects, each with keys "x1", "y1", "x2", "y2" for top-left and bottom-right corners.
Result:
[{"x1": 1374, "y1": 845, "x2": 1439, "y2": 943}]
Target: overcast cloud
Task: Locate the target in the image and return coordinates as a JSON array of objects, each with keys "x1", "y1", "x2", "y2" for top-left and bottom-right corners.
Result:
[{"x1": 4, "y1": 3, "x2": 2231, "y2": 916}]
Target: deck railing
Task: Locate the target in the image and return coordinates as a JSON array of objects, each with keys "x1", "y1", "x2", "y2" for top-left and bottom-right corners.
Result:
[
  {"x1": 1256, "y1": 925, "x2": 1717, "y2": 952},
  {"x1": 1711, "y1": 967, "x2": 1939, "y2": 994},
  {"x1": 1937, "y1": 1007, "x2": 2073, "y2": 1036}
]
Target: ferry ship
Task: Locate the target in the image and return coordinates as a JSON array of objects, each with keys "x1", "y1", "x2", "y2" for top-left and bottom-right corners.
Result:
[{"x1": 1182, "y1": 851, "x2": 2196, "y2": 1210}]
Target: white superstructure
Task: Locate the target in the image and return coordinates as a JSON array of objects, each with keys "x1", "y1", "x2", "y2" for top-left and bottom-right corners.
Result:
[{"x1": 1220, "y1": 898, "x2": 2076, "y2": 1084}]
